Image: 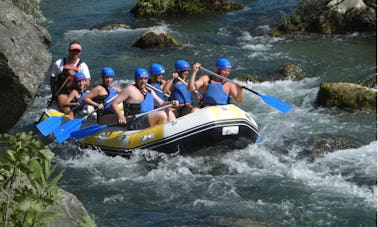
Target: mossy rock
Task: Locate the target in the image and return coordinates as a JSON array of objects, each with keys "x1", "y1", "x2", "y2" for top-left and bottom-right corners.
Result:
[
  {"x1": 132, "y1": 26, "x2": 181, "y2": 49},
  {"x1": 130, "y1": 0, "x2": 244, "y2": 18},
  {"x1": 316, "y1": 82, "x2": 377, "y2": 112}
]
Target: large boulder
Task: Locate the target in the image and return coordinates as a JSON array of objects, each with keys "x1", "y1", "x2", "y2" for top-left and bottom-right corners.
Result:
[
  {"x1": 303, "y1": 0, "x2": 376, "y2": 33},
  {"x1": 0, "y1": 0, "x2": 51, "y2": 133},
  {"x1": 270, "y1": 0, "x2": 376, "y2": 35},
  {"x1": 316, "y1": 82, "x2": 377, "y2": 112}
]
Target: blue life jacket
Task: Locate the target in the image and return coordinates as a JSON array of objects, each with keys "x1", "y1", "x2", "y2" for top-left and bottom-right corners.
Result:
[
  {"x1": 75, "y1": 90, "x2": 88, "y2": 112},
  {"x1": 104, "y1": 87, "x2": 117, "y2": 112},
  {"x1": 172, "y1": 82, "x2": 192, "y2": 105},
  {"x1": 124, "y1": 86, "x2": 154, "y2": 116},
  {"x1": 149, "y1": 82, "x2": 166, "y2": 100},
  {"x1": 202, "y1": 79, "x2": 228, "y2": 105}
]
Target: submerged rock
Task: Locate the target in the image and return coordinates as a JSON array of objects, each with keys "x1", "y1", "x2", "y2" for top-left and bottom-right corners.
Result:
[{"x1": 89, "y1": 23, "x2": 132, "y2": 31}]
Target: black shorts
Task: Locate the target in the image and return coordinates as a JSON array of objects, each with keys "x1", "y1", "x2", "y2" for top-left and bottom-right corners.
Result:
[{"x1": 126, "y1": 115, "x2": 150, "y2": 130}]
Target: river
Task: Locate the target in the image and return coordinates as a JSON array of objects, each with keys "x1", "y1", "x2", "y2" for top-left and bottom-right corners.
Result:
[{"x1": 11, "y1": 0, "x2": 377, "y2": 226}]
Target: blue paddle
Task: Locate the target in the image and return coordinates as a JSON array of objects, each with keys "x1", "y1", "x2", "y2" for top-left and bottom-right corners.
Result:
[
  {"x1": 53, "y1": 95, "x2": 118, "y2": 144},
  {"x1": 37, "y1": 115, "x2": 65, "y2": 136},
  {"x1": 36, "y1": 104, "x2": 84, "y2": 136},
  {"x1": 36, "y1": 76, "x2": 73, "y2": 136},
  {"x1": 70, "y1": 103, "x2": 173, "y2": 141},
  {"x1": 200, "y1": 67, "x2": 293, "y2": 113}
]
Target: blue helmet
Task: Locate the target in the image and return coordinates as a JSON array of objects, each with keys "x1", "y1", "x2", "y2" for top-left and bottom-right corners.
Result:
[
  {"x1": 150, "y1": 63, "x2": 165, "y2": 75},
  {"x1": 135, "y1": 68, "x2": 149, "y2": 79},
  {"x1": 175, "y1": 60, "x2": 190, "y2": 71},
  {"x1": 101, "y1": 67, "x2": 115, "y2": 77},
  {"x1": 216, "y1": 58, "x2": 232, "y2": 69},
  {"x1": 74, "y1": 72, "x2": 86, "y2": 81}
]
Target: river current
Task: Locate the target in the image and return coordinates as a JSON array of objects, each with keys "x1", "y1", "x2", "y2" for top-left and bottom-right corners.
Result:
[{"x1": 11, "y1": 0, "x2": 377, "y2": 226}]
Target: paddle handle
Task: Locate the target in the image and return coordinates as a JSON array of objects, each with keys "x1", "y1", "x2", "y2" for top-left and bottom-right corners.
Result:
[
  {"x1": 146, "y1": 83, "x2": 170, "y2": 98},
  {"x1": 200, "y1": 66, "x2": 255, "y2": 93},
  {"x1": 85, "y1": 94, "x2": 118, "y2": 118}
]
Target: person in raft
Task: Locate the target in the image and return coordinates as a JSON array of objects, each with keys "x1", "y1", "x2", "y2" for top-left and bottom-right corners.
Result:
[
  {"x1": 163, "y1": 60, "x2": 201, "y2": 118},
  {"x1": 148, "y1": 63, "x2": 168, "y2": 102},
  {"x1": 111, "y1": 68, "x2": 179, "y2": 130},
  {"x1": 61, "y1": 72, "x2": 89, "y2": 119},
  {"x1": 83, "y1": 67, "x2": 121, "y2": 124},
  {"x1": 188, "y1": 58, "x2": 243, "y2": 107},
  {"x1": 49, "y1": 40, "x2": 91, "y2": 94}
]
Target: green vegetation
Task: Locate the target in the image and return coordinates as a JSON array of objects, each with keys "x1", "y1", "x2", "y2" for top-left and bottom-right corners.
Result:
[
  {"x1": 0, "y1": 132, "x2": 63, "y2": 226},
  {"x1": 0, "y1": 132, "x2": 97, "y2": 226},
  {"x1": 131, "y1": 0, "x2": 244, "y2": 17},
  {"x1": 269, "y1": 9, "x2": 303, "y2": 36}
]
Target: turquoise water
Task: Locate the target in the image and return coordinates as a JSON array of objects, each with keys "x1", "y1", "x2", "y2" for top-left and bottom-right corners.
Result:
[{"x1": 13, "y1": 0, "x2": 377, "y2": 226}]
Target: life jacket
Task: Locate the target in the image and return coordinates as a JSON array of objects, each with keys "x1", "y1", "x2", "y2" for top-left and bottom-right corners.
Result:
[
  {"x1": 172, "y1": 82, "x2": 192, "y2": 105},
  {"x1": 55, "y1": 58, "x2": 84, "y2": 94},
  {"x1": 124, "y1": 85, "x2": 154, "y2": 116},
  {"x1": 202, "y1": 78, "x2": 229, "y2": 106},
  {"x1": 72, "y1": 90, "x2": 88, "y2": 112},
  {"x1": 149, "y1": 82, "x2": 166, "y2": 100},
  {"x1": 92, "y1": 85, "x2": 117, "y2": 115}
]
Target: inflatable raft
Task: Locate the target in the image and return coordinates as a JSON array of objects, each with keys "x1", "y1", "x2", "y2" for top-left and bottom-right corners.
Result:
[{"x1": 38, "y1": 104, "x2": 259, "y2": 156}]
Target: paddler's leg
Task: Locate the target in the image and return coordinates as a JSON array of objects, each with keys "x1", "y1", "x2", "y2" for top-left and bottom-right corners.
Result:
[
  {"x1": 148, "y1": 110, "x2": 168, "y2": 127},
  {"x1": 57, "y1": 94, "x2": 74, "y2": 119}
]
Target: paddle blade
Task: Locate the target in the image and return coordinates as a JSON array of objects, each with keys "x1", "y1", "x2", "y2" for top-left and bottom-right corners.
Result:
[
  {"x1": 36, "y1": 116, "x2": 64, "y2": 136},
  {"x1": 71, "y1": 125, "x2": 108, "y2": 141},
  {"x1": 53, "y1": 118, "x2": 84, "y2": 144},
  {"x1": 258, "y1": 94, "x2": 292, "y2": 113}
]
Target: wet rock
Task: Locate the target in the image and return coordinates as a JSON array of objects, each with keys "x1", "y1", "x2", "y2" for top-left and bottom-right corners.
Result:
[
  {"x1": 130, "y1": 0, "x2": 244, "y2": 18},
  {"x1": 274, "y1": 63, "x2": 305, "y2": 81},
  {"x1": 360, "y1": 74, "x2": 377, "y2": 89},
  {"x1": 132, "y1": 26, "x2": 181, "y2": 49},
  {"x1": 0, "y1": 0, "x2": 51, "y2": 133},
  {"x1": 316, "y1": 82, "x2": 377, "y2": 112},
  {"x1": 89, "y1": 23, "x2": 132, "y2": 31},
  {"x1": 296, "y1": 134, "x2": 362, "y2": 161}
]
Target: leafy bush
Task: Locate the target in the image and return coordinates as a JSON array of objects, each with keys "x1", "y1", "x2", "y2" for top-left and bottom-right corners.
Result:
[{"x1": 0, "y1": 132, "x2": 63, "y2": 227}]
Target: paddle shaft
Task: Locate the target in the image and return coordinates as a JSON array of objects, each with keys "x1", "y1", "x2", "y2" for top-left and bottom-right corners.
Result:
[
  {"x1": 146, "y1": 83, "x2": 170, "y2": 99},
  {"x1": 200, "y1": 67, "x2": 253, "y2": 93},
  {"x1": 70, "y1": 103, "x2": 174, "y2": 140},
  {"x1": 37, "y1": 75, "x2": 72, "y2": 123},
  {"x1": 200, "y1": 66, "x2": 292, "y2": 113}
]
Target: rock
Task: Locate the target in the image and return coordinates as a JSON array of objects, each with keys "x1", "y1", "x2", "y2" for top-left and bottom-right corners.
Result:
[
  {"x1": 47, "y1": 189, "x2": 90, "y2": 227},
  {"x1": 89, "y1": 23, "x2": 132, "y2": 31},
  {"x1": 360, "y1": 74, "x2": 377, "y2": 89},
  {"x1": 305, "y1": 0, "x2": 376, "y2": 33},
  {"x1": 316, "y1": 82, "x2": 377, "y2": 112},
  {"x1": 132, "y1": 26, "x2": 181, "y2": 49},
  {"x1": 275, "y1": 63, "x2": 305, "y2": 81},
  {"x1": 272, "y1": 0, "x2": 376, "y2": 35},
  {"x1": 130, "y1": 0, "x2": 244, "y2": 18},
  {"x1": 0, "y1": 0, "x2": 51, "y2": 133},
  {"x1": 296, "y1": 133, "x2": 362, "y2": 161}
]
